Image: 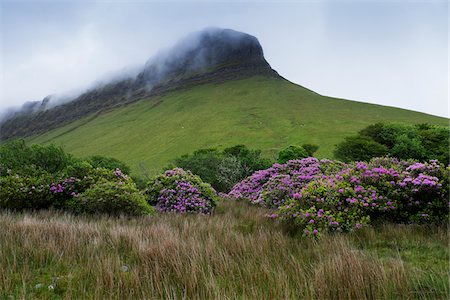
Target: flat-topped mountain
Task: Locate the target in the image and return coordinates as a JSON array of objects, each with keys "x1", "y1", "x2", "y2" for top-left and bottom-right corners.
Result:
[{"x1": 0, "y1": 28, "x2": 279, "y2": 140}]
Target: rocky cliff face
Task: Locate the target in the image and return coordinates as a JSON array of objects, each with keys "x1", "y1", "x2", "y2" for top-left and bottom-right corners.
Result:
[{"x1": 0, "y1": 28, "x2": 280, "y2": 140}]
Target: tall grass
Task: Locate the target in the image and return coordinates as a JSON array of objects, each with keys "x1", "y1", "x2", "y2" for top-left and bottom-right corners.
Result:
[{"x1": 1, "y1": 201, "x2": 448, "y2": 299}]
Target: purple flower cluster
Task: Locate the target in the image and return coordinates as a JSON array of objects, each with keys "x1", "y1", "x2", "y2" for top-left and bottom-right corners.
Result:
[
  {"x1": 228, "y1": 157, "x2": 334, "y2": 207},
  {"x1": 49, "y1": 177, "x2": 80, "y2": 197},
  {"x1": 228, "y1": 157, "x2": 449, "y2": 236},
  {"x1": 158, "y1": 181, "x2": 211, "y2": 213},
  {"x1": 146, "y1": 168, "x2": 217, "y2": 214}
]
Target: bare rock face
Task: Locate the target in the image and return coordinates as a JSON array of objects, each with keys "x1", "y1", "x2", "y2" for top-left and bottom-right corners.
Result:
[
  {"x1": 136, "y1": 28, "x2": 275, "y2": 85},
  {"x1": 0, "y1": 28, "x2": 280, "y2": 140}
]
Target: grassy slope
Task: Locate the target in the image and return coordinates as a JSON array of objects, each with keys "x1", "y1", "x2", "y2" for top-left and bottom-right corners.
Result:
[
  {"x1": 28, "y1": 76, "x2": 448, "y2": 175},
  {"x1": 1, "y1": 201, "x2": 448, "y2": 299}
]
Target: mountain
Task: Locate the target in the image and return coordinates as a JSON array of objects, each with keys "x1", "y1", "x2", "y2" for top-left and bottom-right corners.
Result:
[
  {"x1": 0, "y1": 28, "x2": 279, "y2": 140},
  {"x1": 2, "y1": 28, "x2": 448, "y2": 174}
]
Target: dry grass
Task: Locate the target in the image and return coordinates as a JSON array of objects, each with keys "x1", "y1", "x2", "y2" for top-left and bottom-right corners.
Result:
[{"x1": 0, "y1": 201, "x2": 448, "y2": 299}]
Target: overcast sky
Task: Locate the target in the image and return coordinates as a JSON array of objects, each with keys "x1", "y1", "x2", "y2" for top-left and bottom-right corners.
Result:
[{"x1": 0, "y1": 0, "x2": 448, "y2": 117}]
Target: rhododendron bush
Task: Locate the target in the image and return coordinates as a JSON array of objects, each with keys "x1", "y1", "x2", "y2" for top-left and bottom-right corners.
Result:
[
  {"x1": 145, "y1": 168, "x2": 218, "y2": 214},
  {"x1": 227, "y1": 157, "x2": 449, "y2": 236}
]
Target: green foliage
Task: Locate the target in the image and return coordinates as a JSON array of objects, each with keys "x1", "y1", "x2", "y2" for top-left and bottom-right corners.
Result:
[
  {"x1": 333, "y1": 136, "x2": 389, "y2": 163},
  {"x1": 88, "y1": 155, "x2": 131, "y2": 174},
  {"x1": 68, "y1": 178, "x2": 154, "y2": 216},
  {"x1": 335, "y1": 123, "x2": 449, "y2": 163},
  {"x1": 301, "y1": 144, "x2": 319, "y2": 157},
  {"x1": 172, "y1": 145, "x2": 271, "y2": 192},
  {"x1": 223, "y1": 144, "x2": 272, "y2": 175},
  {"x1": 0, "y1": 141, "x2": 153, "y2": 216},
  {"x1": 277, "y1": 145, "x2": 308, "y2": 164},
  {"x1": 0, "y1": 140, "x2": 73, "y2": 175},
  {"x1": 0, "y1": 170, "x2": 55, "y2": 210}
]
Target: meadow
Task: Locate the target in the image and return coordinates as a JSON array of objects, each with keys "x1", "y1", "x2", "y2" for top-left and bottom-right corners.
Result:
[{"x1": 1, "y1": 200, "x2": 448, "y2": 300}]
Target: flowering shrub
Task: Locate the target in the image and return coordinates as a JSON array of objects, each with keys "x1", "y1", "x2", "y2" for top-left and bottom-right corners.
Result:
[
  {"x1": 145, "y1": 168, "x2": 217, "y2": 214},
  {"x1": 68, "y1": 178, "x2": 155, "y2": 216},
  {"x1": 228, "y1": 157, "x2": 345, "y2": 207},
  {"x1": 228, "y1": 157, "x2": 449, "y2": 236},
  {"x1": 0, "y1": 170, "x2": 55, "y2": 210}
]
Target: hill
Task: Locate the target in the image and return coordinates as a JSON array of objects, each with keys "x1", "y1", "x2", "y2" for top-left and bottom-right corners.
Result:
[
  {"x1": 2, "y1": 28, "x2": 447, "y2": 175},
  {"x1": 26, "y1": 76, "x2": 448, "y2": 175},
  {"x1": 0, "y1": 28, "x2": 279, "y2": 140}
]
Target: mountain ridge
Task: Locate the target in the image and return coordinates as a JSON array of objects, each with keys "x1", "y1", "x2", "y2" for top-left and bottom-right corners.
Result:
[{"x1": 0, "y1": 28, "x2": 280, "y2": 141}]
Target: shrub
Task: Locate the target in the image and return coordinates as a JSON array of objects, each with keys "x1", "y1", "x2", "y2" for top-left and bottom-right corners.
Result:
[
  {"x1": 278, "y1": 145, "x2": 308, "y2": 164},
  {"x1": 0, "y1": 140, "x2": 73, "y2": 175},
  {"x1": 228, "y1": 157, "x2": 449, "y2": 237},
  {"x1": 68, "y1": 178, "x2": 154, "y2": 216},
  {"x1": 335, "y1": 123, "x2": 449, "y2": 163},
  {"x1": 217, "y1": 156, "x2": 245, "y2": 192},
  {"x1": 278, "y1": 179, "x2": 373, "y2": 237},
  {"x1": 333, "y1": 136, "x2": 388, "y2": 163},
  {"x1": 171, "y1": 145, "x2": 272, "y2": 192},
  {"x1": 50, "y1": 166, "x2": 133, "y2": 208},
  {"x1": 228, "y1": 157, "x2": 327, "y2": 206},
  {"x1": 301, "y1": 144, "x2": 319, "y2": 157},
  {"x1": 0, "y1": 170, "x2": 55, "y2": 210},
  {"x1": 88, "y1": 155, "x2": 131, "y2": 174},
  {"x1": 222, "y1": 144, "x2": 272, "y2": 175},
  {"x1": 172, "y1": 148, "x2": 223, "y2": 190},
  {"x1": 145, "y1": 168, "x2": 217, "y2": 214}
]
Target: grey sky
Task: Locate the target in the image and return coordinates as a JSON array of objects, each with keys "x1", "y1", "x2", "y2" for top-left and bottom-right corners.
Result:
[{"x1": 0, "y1": 0, "x2": 448, "y2": 117}]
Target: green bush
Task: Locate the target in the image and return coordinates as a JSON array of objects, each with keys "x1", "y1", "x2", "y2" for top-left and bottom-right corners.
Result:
[
  {"x1": 301, "y1": 144, "x2": 319, "y2": 157},
  {"x1": 0, "y1": 140, "x2": 73, "y2": 175},
  {"x1": 333, "y1": 136, "x2": 388, "y2": 163},
  {"x1": 0, "y1": 170, "x2": 55, "y2": 210},
  {"x1": 68, "y1": 178, "x2": 154, "y2": 216},
  {"x1": 278, "y1": 145, "x2": 308, "y2": 164},
  {"x1": 171, "y1": 145, "x2": 272, "y2": 192},
  {"x1": 336, "y1": 123, "x2": 449, "y2": 163},
  {"x1": 88, "y1": 155, "x2": 131, "y2": 174}
]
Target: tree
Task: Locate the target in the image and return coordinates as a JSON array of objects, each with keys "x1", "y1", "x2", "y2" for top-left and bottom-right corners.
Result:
[
  {"x1": 278, "y1": 145, "x2": 308, "y2": 164},
  {"x1": 333, "y1": 136, "x2": 388, "y2": 162},
  {"x1": 301, "y1": 144, "x2": 319, "y2": 157}
]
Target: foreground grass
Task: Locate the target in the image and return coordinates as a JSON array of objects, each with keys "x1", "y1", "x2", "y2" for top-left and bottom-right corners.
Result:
[
  {"x1": 1, "y1": 201, "x2": 448, "y2": 299},
  {"x1": 27, "y1": 76, "x2": 448, "y2": 175}
]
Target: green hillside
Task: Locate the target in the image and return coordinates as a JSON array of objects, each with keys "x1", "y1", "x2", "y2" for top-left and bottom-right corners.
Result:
[{"x1": 27, "y1": 76, "x2": 448, "y2": 175}]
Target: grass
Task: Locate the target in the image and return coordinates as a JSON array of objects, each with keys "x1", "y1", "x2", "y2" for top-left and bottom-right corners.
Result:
[
  {"x1": 1, "y1": 200, "x2": 448, "y2": 299},
  {"x1": 27, "y1": 76, "x2": 448, "y2": 176}
]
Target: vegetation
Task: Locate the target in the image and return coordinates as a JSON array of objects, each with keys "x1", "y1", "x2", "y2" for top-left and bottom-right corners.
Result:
[
  {"x1": 277, "y1": 145, "x2": 308, "y2": 164},
  {"x1": 0, "y1": 201, "x2": 448, "y2": 299},
  {"x1": 171, "y1": 145, "x2": 271, "y2": 192},
  {"x1": 0, "y1": 141, "x2": 154, "y2": 216},
  {"x1": 145, "y1": 168, "x2": 217, "y2": 214},
  {"x1": 334, "y1": 122, "x2": 449, "y2": 163},
  {"x1": 26, "y1": 77, "x2": 448, "y2": 175},
  {"x1": 88, "y1": 155, "x2": 131, "y2": 175},
  {"x1": 228, "y1": 157, "x2": 449, "y2": 236}
]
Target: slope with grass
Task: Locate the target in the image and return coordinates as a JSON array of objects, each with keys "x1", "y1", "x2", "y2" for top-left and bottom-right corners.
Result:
[
  {"x1": 28, "y1": 77, "x2": 448, "y2": 173},
  {"x1": 28, "y1": 76, "x2": 448, "y2": 175}
]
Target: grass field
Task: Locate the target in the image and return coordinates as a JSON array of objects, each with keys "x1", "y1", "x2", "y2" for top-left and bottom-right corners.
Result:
[
  {"x1": 0, "y1": 200, "x2": 448, "y2": 299},
  {"x1": 28, "y1": 76, "x2": 448, "y2": 175}
]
